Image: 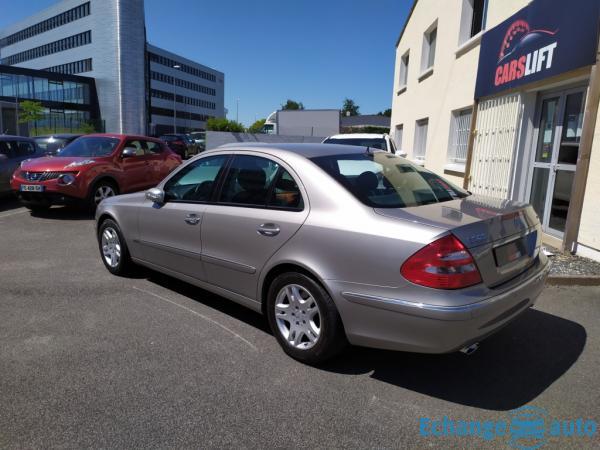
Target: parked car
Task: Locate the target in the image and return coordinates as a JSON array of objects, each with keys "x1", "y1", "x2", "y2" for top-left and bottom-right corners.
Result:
[
  {"x1": 0, "y1": 136, "x2": 44, "y2": 195},
  {"x1": 323, "y1": 133, "x2": 406, "y2": 156},
  {"x1": 33, "y1": 134, "x2": 82, "y2": 156},
  {"x1": 188, "y1": 131, "x2": 206, "y2": 152},
  {"x1": 11, "y1": 134, "x2": 181, "y2": 211},
  {"x1": 159, "y1": 133, "x2": 199, "y2": 159},
  {"x1": 96, "y1": 143, "x2": 549, "y2": 364}
]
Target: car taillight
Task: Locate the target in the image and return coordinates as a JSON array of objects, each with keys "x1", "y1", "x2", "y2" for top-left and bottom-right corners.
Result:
[{"x1": 400, "y1": 234, "x2": 482, "y2": 289}]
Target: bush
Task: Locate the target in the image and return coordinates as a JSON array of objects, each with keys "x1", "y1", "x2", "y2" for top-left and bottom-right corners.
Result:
[{"x1": 206, "y1": 118, "x2": 245, "y2": 132}]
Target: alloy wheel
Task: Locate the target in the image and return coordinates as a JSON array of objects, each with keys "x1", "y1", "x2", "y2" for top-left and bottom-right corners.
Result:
[
  {"x1": 274, "y1": 284, "x2": 321, "y2": 350},
  {"x1": 94, "y1": 185, "x2": 115, "y2": 204},
  {"x1": 101, "y1": 227, "x2": 121, "y2": 268}
]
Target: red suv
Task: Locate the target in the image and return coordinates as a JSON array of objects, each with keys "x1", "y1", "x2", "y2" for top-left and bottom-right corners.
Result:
[{"x1": 11, "y1": 134, "x2": 181, "y2": 211}]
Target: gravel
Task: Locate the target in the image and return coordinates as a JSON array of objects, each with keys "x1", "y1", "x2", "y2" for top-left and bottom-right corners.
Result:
[{"x1": 544, "y1": 246, "x2": 600, "y2": 276}]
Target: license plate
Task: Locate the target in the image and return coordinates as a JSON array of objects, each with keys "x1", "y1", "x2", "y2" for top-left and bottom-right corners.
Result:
[
  {"x1": 20, "y1": 185, "x2": 44, "y2": 192},
  {"x1": 494, "y1": 234, "x2": 531, "y2": 267}
]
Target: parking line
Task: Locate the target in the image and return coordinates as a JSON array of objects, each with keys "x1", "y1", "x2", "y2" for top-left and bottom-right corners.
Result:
[{"x1": 132, "y1": 286, "x2": 258, "y2": 351}]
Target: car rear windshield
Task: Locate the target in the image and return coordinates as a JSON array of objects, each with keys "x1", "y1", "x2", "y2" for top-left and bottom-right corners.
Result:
[
  {"x1": 324, "y1": 137, "x2": 387, "y2": 151},
  {"x1": 59, "y1": 137, "x2": 120, "y2": 157},
  {"x1": 310, "y1": 152, "x2": 469, "y2": 208}
]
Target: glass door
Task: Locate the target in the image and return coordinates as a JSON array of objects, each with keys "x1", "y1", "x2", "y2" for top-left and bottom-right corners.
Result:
[{"x1": 528, "y1": 88, "x2": 586, "y2": 237}]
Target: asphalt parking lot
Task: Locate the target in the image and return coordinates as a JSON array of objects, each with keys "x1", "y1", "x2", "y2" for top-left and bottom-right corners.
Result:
[{"x1": 1, "y1": 197, "x2": 599, "y2": 449}]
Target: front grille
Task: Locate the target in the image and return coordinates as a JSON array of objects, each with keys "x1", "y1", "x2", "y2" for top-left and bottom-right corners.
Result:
[{"x1": 23, "y1": 171, "x2": 61, "y2": 182}]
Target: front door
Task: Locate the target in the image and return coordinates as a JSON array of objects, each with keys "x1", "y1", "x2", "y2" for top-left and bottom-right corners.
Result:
[
  {"x1": 528, "y1": 88, "x2": 586, "y2": 237},
  {"x1": 137, "y1": 154, "x2": 229, "y2": 280}
]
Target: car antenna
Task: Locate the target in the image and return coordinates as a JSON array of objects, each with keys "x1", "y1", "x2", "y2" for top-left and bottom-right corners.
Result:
[{"x1": 365, "y1": 146, "x2": 372, "y2": 155}]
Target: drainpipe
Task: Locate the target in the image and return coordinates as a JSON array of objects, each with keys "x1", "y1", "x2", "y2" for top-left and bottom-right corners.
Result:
[{"x1": 562, "y1": 35, "x2": 600, "y2": 254}]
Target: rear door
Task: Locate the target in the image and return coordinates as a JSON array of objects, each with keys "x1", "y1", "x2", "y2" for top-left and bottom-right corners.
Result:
[
  {"x1": 138, "y1": 154, "x2": 229, "y2": 280},
  {"x1": 201, "y1": 154, "x2": 309, "y2": 300}
]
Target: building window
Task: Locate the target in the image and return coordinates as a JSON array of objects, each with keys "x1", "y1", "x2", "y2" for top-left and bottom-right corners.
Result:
[
  {"x1": 2, "y1": 31, "x2": 91, "y2": 65},
  {"x1": 413, "y1": 119, "x2": 429, "y2": 161},
  {"x1": 395, "y1": 124, "x2": 403, "y2": 152},
  {"x1": 399, "y1": 51, "x2": 409, "y2": 89},
  {"x1": 459, "y1": 0, "x2": 488, "y2": 45},
  {"x1": 148, "y1": 52, "x2": 217, "y2": 83},
  {"x1": 44, "y1": 58, "x2": 92, "y2": 75},
  {"x1": 447, "y1": 108, "x2": 472, "y2": 171},
  {"x1": 0, "y1": 2, "x2": 91, "y2": 48},
  {"x1": 421, "y1": 23, "x2": 437, "y2": 73}
]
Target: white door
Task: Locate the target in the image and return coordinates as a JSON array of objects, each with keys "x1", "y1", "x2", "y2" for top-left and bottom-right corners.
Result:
[{"x1": 527, "y1": 88, "x2": 586, "y2": 237}]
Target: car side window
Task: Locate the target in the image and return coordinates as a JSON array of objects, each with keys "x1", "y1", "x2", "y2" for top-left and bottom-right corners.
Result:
[
  {"x1": 14, "y1": 141, "x2": 36, "y2": 157},
  {"x1": 145, "y1": 141, "x2": 163, "y2": 154},
  {"x1": 124, "y1": 140, "x2": 145, "y2": 157},
  {"x1": 164, "y1": 155, "x2": 228, "y2": 202},
  {"x1": 0, "y1": 142, "x2": 13, "y2": 158},
  {"x1": 218, "y1": 155, "x2": 280, "y2": 207},
  {"x1": 268, "y1": 169, "x2": 304, "y2": 210}
]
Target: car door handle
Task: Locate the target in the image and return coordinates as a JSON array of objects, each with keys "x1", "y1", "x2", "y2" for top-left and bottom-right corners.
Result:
[
  {"x1": 257, "y1": 223, "x2": 280, "y2": 237},
  {"x1": 184, "y1": 213, "x2": 201, "y2": 225}
]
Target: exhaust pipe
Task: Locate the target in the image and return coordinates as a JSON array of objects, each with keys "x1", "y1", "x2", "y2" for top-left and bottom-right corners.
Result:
[{"x1": 460, "y1": 343, "x2": 479, "y2": 355}]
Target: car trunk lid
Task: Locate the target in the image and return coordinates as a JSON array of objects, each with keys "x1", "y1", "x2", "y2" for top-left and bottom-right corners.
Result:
[{"x1": 375, "y1": 195, "x2": 542, "y2": 287}]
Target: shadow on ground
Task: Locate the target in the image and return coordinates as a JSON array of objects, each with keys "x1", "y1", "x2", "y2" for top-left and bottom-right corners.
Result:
[
  {"x1": 0, "y1": 195, "x2": 23, "y2": 213},
  {"x1": 140, "y1": 270, "x2": 586, "y2": 411},
  {"x1": 28, "y1": 205, "x2": 94, "y2": 221},
  {"x1": 322, "y1": 308, "x2": 586, "y2": 411}
]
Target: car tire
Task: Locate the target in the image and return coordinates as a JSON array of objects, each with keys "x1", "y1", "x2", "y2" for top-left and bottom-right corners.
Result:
[
  {"x1": 89, "y1": 180, "x2": 118, "y2": 211},
  {"x1": 267, "y1": 272, "x2": 347, "y2": 365},
  {"x1": 98, "y1": 218, "x2": 133, "y2": 276}
]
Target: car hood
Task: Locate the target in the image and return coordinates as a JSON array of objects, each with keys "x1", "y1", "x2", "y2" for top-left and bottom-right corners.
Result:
[
  {"x1": 20, "y1": 156, "x2": 103, "y2": 172},
  {"x1": 375, "y1": 194, "x2": 539, "y2": 248}
]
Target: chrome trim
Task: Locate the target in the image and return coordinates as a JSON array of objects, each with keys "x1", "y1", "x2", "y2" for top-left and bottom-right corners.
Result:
[
  {"x1": 138, "y1": 239, "x2": 202, "y2": 260},
  {"x1": 202, "y1": 254, "x2": 256, "y2": 274},
  {"x1": 341, "y1": 291, "x2": 489, "y2": 313}
]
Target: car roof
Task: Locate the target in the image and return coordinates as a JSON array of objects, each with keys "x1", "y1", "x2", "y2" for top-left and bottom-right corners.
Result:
[
  {"x1": 0, "y1": 135, "x2": 35, "y2": 141},
  {"x1": 325, "y1": 133, "x2": 386, "y2": 139},
  {"x1": 80, "y1": 133, "x2": 161, "y2": 141},
  {"x1": 213, "y1": 142, "x2": 380, "y2": 159},
  {"x1": 33, "y1": 134, "x2": 82, "y2": 139}
]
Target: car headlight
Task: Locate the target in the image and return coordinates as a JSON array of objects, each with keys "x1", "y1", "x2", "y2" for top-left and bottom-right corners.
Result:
[
  {"x1": 65, "y1": 159, "x2": 95, "y2": 168},
  {"x1": 57, "y1": 173, "x2": 77, "y2": 185}
]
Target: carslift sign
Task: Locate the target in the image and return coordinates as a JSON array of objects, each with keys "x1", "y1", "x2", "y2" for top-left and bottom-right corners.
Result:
[{"x1": 475, "y1": 0, "x2": 600, "y2": 99}]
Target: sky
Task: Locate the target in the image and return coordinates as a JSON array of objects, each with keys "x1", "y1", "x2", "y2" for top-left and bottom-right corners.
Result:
[{"x1": 0, "y1": 0, "x2": 412, "y2": 127}]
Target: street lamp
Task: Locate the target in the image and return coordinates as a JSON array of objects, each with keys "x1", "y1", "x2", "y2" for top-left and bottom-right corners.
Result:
[{"x1": 172, "y1": 64, "x2": 181, "y2": 133}]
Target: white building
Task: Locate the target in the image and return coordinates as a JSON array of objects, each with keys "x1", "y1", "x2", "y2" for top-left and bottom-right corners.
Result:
[
  {"x1": 391, "y1": 0, "x2": 600, "y2": 260},
  {"x1": 0, "y1": 0, "x2": 225, "y2": 134}
]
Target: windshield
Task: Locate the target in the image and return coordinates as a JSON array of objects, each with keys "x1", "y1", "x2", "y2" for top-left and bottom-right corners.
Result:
[
  {"x1": 324, "y1": 137, "x2": 387, "y2": 151},
  {"x1": 310, "y1": 152, "x2": 469, "y2": 208},
  {"x1": 59, "y1": 137, "x2": 120, "y2": 157}
]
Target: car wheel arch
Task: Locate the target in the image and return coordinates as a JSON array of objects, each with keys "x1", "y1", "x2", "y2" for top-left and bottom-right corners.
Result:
[
  {"x1": 259, "y1": 262, "x2": 334, "y2": 316},
  {"x1": 89, "y1": 175, "x2": 120, "y2": 197}
]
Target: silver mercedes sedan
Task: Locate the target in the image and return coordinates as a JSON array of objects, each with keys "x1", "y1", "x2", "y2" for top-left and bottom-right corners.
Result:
[{"x1": 96, "y1": 143, "x2": 549, "y2": 364}]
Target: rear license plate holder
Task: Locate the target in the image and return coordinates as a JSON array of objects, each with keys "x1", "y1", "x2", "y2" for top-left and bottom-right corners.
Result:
[{"x1": 494, "y1": 231, "x2": 536, "y2": 267}]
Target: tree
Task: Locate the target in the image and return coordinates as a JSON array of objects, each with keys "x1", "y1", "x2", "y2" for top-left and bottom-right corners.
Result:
[
  {"x1": 377, "y1": 108, "x2": 392, "y2": 117},
  {"x1": 248, "y1": 118, "x2": 266, "y2": 134},
  {"x1": 206, "y1": 117, "x2": 245, "y2": 132},
  {"x1": 18, "y1": 100, "x2": 45, "y2": 134},
  {"x1": 342, "y1": 98, "x2": 360, "y2": 116},
  {"x1": 281, "y1": 99, "x2": 304, "y2": 110}
]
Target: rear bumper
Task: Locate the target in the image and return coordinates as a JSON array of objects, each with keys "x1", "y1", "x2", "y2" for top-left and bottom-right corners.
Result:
[{"x1": 329, "y1": 257, "x2": 550, "y2": 353}]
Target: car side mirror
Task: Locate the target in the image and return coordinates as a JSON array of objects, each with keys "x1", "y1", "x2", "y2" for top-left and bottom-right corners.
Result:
[
  {"x1": 146, "y1": 187, "x2": 165, "y2": 204},
  {"x1": 122, "y1": 147, "x2": 138, "y2": 158}
]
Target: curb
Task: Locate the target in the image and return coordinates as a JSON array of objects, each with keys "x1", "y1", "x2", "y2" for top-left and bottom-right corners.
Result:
[{"x1": 547, "y1": 275, "x2": 600, "y2": 286}]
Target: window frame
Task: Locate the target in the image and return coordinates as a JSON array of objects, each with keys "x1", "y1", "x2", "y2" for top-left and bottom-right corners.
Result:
[
  {"x1": 214, "y1": 154, "x2": 305, "y2": 211},
  {"x1": 413, "y1": 118, "x2": 429, "y2": 162},
  {"x1": 458, "y1": 0, "x2": 488, "y2": 47},
  {"x1": 420, "y1": 21, "x2": 438, "y2": 74},
  {"x1": 398, "y1": 50, "x2": 410, "y2": 91},
  {"x1": 446, "y1": 107, "x2": 473, "y2": 172},
  {"x1": 162, "y1": 154, "x2": 231, "y2": 204}
]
